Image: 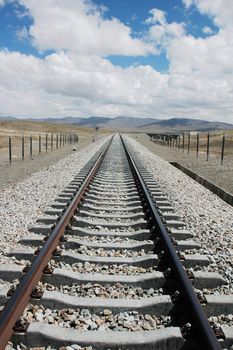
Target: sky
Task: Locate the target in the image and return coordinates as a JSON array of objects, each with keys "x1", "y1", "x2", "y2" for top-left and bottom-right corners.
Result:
[{"x1": 0, "y1": 0, "x2": 232, "y2": 123}]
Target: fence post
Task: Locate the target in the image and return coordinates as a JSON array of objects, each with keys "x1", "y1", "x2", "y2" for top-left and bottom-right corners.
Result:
[
  {"x1": 46, "y1": 133, "x2": 48, "y2": 152},
  {"x1": 9, "y1": 136, "x2": 12, "y2": 163},
  {"x1": 39, "y1": 134, "x2": 41, "y2": 154},
  {"x1": 51, "y1": 133, "x2": 53, "y2": 151},
  {"x1": 30, "y1": 135, "x2": 32, "y2": 158},
  {"x1": 56, "y1": 134, "x2": 58, "y2": 148},
  {"x1": 207, "y1": 133, "x2": 210, "y2": 161},
  {"x1": 196, "y1": 132, "x2": 199, "y2": 157},
  {"x1": 221, "y1": 134, "x2": 225, "y2": 165},
  {"x1": 22, "y1": 136, "x2": 24, "y2": 160},
  {"x1": 187, "y1": 132, "x2": 190, "y2": 154},
  {"x1": 178, "y1": 136, "x2": 180, "y2": 151}
]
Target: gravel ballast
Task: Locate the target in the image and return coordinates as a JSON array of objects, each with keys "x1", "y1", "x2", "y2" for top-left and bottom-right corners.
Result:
[
  {"x1": 43, "y1": 282, "x2": 162, "y2": 299},
  {"x1": 0, "y1": 137, "x2": 109, "y2": 255},
  {"x1": 54, "y1": 261, "x2": 156, "y2": 275},
  {"x1": 22, "y1": 304, "x2": 170, "y2": 331},
  {"x1": 126, "y1": 136, "x2": 233, "y2": 294}
]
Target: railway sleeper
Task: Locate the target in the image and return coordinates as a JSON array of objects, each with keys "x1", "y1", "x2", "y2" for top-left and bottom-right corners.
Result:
[
  {"x1": 32, "y1": 290, "x2": 173, "y2": 316},
  {"x1": 86, "y1": 194, "x2": 140, "y2": 202},
  {"x1": 81, "y1": 203, "x2": 143, "y2": 212},
  {"x1": 7, "y1": 249, "x2": 158, "y2": 268},
  {"x1": 18, "y1": 235, "x2": 155, "y2": 252},
  {"x1": 41, "y1": 268, "x2": 226, "y2": 291},
  {"x1": 66, "y1": 227, "x2": 153, "y2": 240},
  {"x1": 89, "y1": 183, "x2": 136, "y2": 190},
  {"x1": 78, "y1": 209, "x2": 145, "y2": 220},
  {"x1": 7, "y1": 248, "x2": 209, "y2": 269},
  {"x1": 72, "y1": 218, "x2": 148, "y2": 229},
  {"x1": 83, "y1": 200, "x2": 143, "y2": 209},
  {"x1": 13, "y1": 324, "x2": 184, "y2": 350}
]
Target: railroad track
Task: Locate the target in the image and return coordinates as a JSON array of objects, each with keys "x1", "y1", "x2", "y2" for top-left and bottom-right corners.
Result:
[{"x1": 0, "y1": 134, "x2": 232, "y2": 350}]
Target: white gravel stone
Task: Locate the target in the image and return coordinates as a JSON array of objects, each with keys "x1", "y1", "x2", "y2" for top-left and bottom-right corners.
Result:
[
  {"x1": 0, "y1": 137, "x2": 109, "y2": 255},
  {"x1": 42, "y1": 282, "x2": 162, "y2": 299},
  {"x1": 22, "y1": 304, "x2": 170, "y2": 331}
]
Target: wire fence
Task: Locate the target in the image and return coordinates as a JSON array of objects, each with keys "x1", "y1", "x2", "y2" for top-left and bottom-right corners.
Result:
[
  {"x1": 2, "y1": 133, "x2": 78, "y2": 164},
  {"x1": 150, "y1": 131, "x2": 233, "y2": 165}
]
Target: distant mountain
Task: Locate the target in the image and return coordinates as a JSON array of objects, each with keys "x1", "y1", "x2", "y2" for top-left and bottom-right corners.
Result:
[
  {"x1": 0, "y1": 115, "x2": 232, "y2": 131},
  {"x1": 0, "y1": 116, "x2": 18, "y2": 121},
  {"x1": 74, "y1": 116, "x2": 157, "y2": 128},
  {"x1": 13, "y1": 116, "x2": 157, "y2": 128},
  {"x1": 140, "y1": 117, "x2": 233, "y2": 131},
  {"x1": 26, "y1": 116, "x2": 85, "y2": 125}
]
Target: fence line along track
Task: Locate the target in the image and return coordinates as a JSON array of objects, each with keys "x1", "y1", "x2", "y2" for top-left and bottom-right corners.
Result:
[{"x1": 0, "y1": 134, "x2": 232, "y2": 350}]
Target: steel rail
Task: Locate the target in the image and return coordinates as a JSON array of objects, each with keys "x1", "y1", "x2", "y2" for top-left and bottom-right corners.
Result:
[
  {"x1": 0, "y1": 136, "x2": 113, "y2": 350},
  {"x1": 121, "y1": 135, "x2": 221, "y2": 350}
]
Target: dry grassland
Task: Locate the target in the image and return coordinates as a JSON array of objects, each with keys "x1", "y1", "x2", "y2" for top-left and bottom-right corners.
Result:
[
  {"x1": 0, "y1": 119, "x2": 109, "y2": 163},
  {"x1": 184, "y1": 130, "x2": 233, "y2": 157}
]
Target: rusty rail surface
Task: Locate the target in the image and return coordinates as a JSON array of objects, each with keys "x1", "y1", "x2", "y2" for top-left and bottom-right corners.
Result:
[{"x1": 0, "y1": 136, "x2": 113, "y2": 350}]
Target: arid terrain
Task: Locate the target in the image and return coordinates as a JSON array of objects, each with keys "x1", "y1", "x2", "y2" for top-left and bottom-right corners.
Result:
[{"x1": 0, "y1": 119, "x2": 109, "y2": 164}]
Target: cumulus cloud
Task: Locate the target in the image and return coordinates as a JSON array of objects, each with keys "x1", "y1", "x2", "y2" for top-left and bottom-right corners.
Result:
[
  {"x1": 17, "y1": 0, "x2": 155, "y2": 56},
  {"x1": 202, "y1": 26, "x2": 213, "y2": 35},
  {"x1": 146, "y1": 9, "x2": 185, "y2": 50},
  {"x1": 0, "y1": 0, "x2": 233, "y2": 123},
  {"x1": 145, "y1": 9, "x2": 166, "y2": 25},
  {"x1": 171, "y1": 1, "x2": 233, "y2": 81},
  {"x1": 182, "y1": 0, "x2": 233, "y2": 29},
  {"x1": 182, "y1": 0, "x2": 195, "y2": 8},
  {"x1": 0, "y1": 50, "x2": 168, "y2": 114},
  {"x1": 1, "y1": 48, "x2": 233, "y2": 123}
]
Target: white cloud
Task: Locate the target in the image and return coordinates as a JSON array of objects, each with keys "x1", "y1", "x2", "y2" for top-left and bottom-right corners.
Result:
[
  {"x1": 17, "y1": 0, "x2": 155, "y2": 56},
  {"x1": 182, "y1": 0, "x2": 233, "y2": 29},
  {"x1": 146, "y1": 9, "x2": 185, "y2": 50},
  {"x1": 0, "y1": 52, "x2": 166, "y2": 112},
  {"x1": 145, "y1": 9, "x2": 166, "y2": 25},
  {"x1": 182, "y1": 0, "x2": 195, "y2": 8},
  {"x1": 202, "y1": 26, "x2": 213, "y2": 35},
  {"x1": 0, "y1": 1, "x2": 233, "y2": 123},
  {"x1": 198, "y1": 0, "x2": 233, "y2": 29},
  {"x1": 149, "y1": 22, "x2": 185, "y2": 46},
  {"x1": 0, "y1": 48, "x2": 233, "y2": 123}
]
